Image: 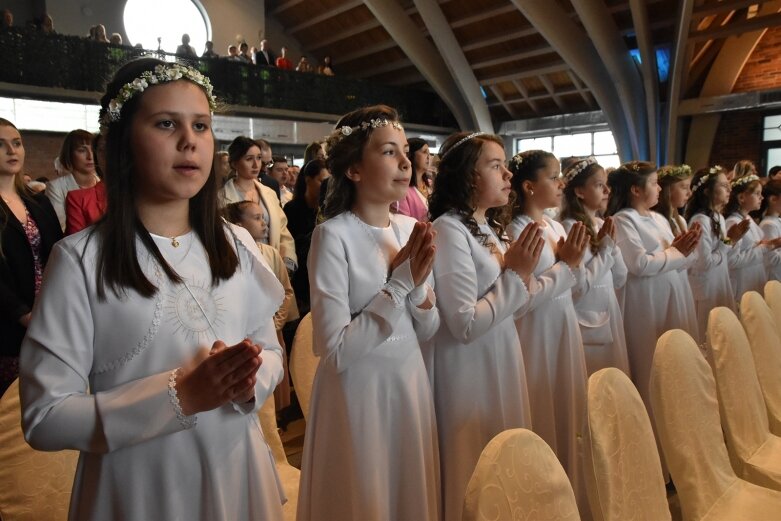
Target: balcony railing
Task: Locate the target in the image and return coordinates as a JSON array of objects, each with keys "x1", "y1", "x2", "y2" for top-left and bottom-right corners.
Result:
[{"x1": 0, "y1": 28, "x2": 457, "y2": 128}]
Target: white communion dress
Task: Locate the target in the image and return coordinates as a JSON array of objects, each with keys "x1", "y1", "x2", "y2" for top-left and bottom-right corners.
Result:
[
  {"x1": 297, "y1": 212, "x2": 441, "y2": 521},
  {"x1": 761, "y1": 215, "x2": 781, "y2": 281},
  {"x1": 20, "y1": 224, "x2": 287, "y2": 521},
  {"x1": 726, "y1": 212, "x2": 768, "y2": 301},
  {"x1": 561, "y1": 218, "x2": 630, "y2": 377},
  {"x1": 428, "y1": 212, "x2": 533, "y2": 521},
  {"x1": 508, "y1": 214, "x2": 589, "y2": 515},
  {"x1": 687, "y1": 213, "x2": 736, "y2": 341},
  {"x1": 613, "y1": 208, "x2": 698, "y2": 418}
]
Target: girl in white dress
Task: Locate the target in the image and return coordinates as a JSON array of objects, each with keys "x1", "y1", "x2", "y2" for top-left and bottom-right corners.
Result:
[
  {"x1": 606, "y1": 161, "x2": 700, "y2": 439},
  {"x1": 19, "y1": 58, "x2": 287, "y2": 521},
  {"x1": 297, "y1": 105, "x2": 441, "y2": 521},
  {"x1": 559, "y1": 157, "x2": 629, "y2": 377},
  {"x1": 725, "y1": 174, "x2": 776, "y2": 300},
  {"x1": 684, "y1": 167, "x2": 748, "y2": 340},
  {"x1": 506, "y1": 149, "x2": 590, "y2": 513},
  {"x1": 760, "y1": 180, "x2": 781, "y2": 281},
  {"x1": 427, "y1": 131, "x2": 544, "y2": 521}
]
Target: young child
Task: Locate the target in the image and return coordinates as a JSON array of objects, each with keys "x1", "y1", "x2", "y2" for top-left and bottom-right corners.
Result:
[
  {"x1": 507, "y1": 149, "x2": 590, "y2": 513},
  {"x1": 19, "y1": 58, "x2": 287, "y2": 520},
  {"x1": 559, "y1": 156, "x2": 629, "y2": 376},
  {"x1": 225, "y1": 200, "x2": 298, "y2": 410},
  {"x1": 427, "y1": 131, "x2": 543, "y2": 521},
  {"x1": 297, "y1": 105, "x2": 441, "y2": 521},
  {"x1": 759, "y1": 180, "x2": 781, "y2": 282},
  {"x1": 685, "y1": 166, "x2": 748, "y2": 339},
  {"x1": 725, "y1": 174, "x2": 777, "y2": 300},
  {"x1": 607, "y1": 161, "x2": 700, "y2": 453}
]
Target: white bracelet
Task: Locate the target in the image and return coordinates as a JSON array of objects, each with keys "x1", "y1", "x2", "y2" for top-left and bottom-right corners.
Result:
[{"x1": 168, "y1": 368, "x2": 197, "y2": 430}]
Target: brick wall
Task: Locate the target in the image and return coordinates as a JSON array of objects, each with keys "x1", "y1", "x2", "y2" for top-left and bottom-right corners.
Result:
[
  {"x1": 706, "y1": 26, "x2": 781, "y2": 170},
  {"x1": 19, "y1": 131, "x2": 67, "y2": 181}
]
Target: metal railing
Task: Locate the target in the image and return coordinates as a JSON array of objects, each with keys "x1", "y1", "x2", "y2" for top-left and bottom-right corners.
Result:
[{"x1": 0, "y1": 28, "x2": 456, "y2": 128}]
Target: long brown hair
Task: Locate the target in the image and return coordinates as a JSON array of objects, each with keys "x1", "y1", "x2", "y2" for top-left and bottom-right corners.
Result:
[
  {"x1": 507, "y1": 149, "x2": 556, "y2": 218},
  {"x1": 560, "y1": 160, "x2": 603, "y2": 253},
  {"x1": 652, "y1": 164, "x2": 692, "y2": 236},
  {"x1": 684, "y1": 167, "x2": 724, "y2": 239},
  {"x1": 321, "y1": 104, "x2": 400, "y2": 221},
  {"x1": 0, "y1": 118, "x2": 35, "y2": 258},
  {"x1": 605, "y1": 161, "x2": 657, "y2": 217},
  {"x1": 428, "y1": 132, "x2": 513, "y2": 250},
  {"x1": 92, "y1": 57, "x2": 237, "y2": 299}
]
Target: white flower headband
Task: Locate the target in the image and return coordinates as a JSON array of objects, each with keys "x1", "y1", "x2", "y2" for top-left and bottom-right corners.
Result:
[
  {"x1": 691, "y1": 165, "x2": 724, "y2": 193},
  {"x1": 731, "y1": 173, "x2": 760, "y2": 189},
  {"x1": 657, "y1": 164, "x2": 692, "y2": 180},
  {"x1": 440, "y1": 132, "x2": 485, "y2": 162},
  {"x1": 333, "y1": 118, "x2": 403, "y2": 140},
  {"x1": 102, "y1": 63, "x2": 216, "y2": 125},
  {"x1": 563, "y1": 156, "x2": 598, "y2": 184}
]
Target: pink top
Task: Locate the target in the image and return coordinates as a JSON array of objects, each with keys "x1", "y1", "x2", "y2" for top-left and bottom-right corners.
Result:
[
  {"x1": 392, "y1": 186, "x2": 429, "y2": 222},
  {"x1": 65, "y1": 181, "x2": 107, "y2": 235}
]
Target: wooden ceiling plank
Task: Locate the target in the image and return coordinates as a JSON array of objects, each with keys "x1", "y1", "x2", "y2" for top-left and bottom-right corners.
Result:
[
  {"x1": 489, "y1": 85, "x2": 521, "y2": 119},
  {"x1": 471, "y1": 44, "x2": 553, "y2": 69},
  {"x1": 462, "y1": 26, "x2": 539, "y2": 52},
  {"x1": 689, "y1": 10, "x2": 781, "y2": 41},
  {"x1": 272, "y1": 0, "x2": 304, "y2": 16},
  {"x1": 479, "y1": 62, "x2": 570, "y2": 86},
  {"x1": 567, "y1": 70, "x2": 595, "y2": 109},
  {"x1": 692, "y1": 0, "x2": 764, "y2": 19},
  {"x1": 287, "y1": 0, "x2": 364, "y2": 34},
  {"x1": 335, "y1": 40, "x2": 397, "y2": 65},
  {"x1": 450, "y1": 4, "x2": 519, "y2": 28},
  {"x1": 512, "y1": 79, "x2": 539, "y2": 113},
  {"x1": 354, "y1": 58, "x2": 414, "y2": 78},
  {"x1": 539, "y1": 75, "x2": 566, "y2": 110}
]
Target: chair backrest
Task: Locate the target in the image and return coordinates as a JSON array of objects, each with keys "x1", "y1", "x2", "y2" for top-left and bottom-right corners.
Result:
[
  {"x1": 585, "y1": 368, "x2": 670, "y2": 521},
  {"x1": 766, "y1": 280, "x2": 781, "y2": 341},
  {"x1": 740, "y1": 291, "x2": 781, "y2": 435},
  {"x1": 289, "y1": 312, "x2": 317, "y2": 420},
  {"x1": 463, "y1": 428, "x2": 580, "y2": 521},
  {"x1": 0, "y1": 379, "x2": 78, "y2": 521},
  {"x1": 707, "y1": 306, "x2": 771, "y2": 466},
  {"x1": 258, "y1": 393, "x2": 287, "y2": 465},
  {"x1": 650, "y1": 330, "x2": 737, "y2": 521}
]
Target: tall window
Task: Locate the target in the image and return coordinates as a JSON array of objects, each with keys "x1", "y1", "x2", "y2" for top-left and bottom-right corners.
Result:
[
  {"x1": 123, "y1": 0, "x2": 210, "y2": 55},
  {"x1": 763, "y1": 114, "x2": 781, "y2": 174},
  {"x1": 515, "y1": 130, "x2": 620, "y2": 169}
]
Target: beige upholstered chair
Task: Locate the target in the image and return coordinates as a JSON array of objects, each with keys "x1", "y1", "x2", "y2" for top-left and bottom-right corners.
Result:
[
  {"x1": 289, "y1": 312, "x2": 318, "y2": 420},
  {"x1": 258, "y1": 394, "x2": 299, "y2": 521},
  {"x1": 0, "y1": 379, "x2": 78, "y2": 521},
  {"x1": 740, "y1": 291, "x2": 781, "y2": 435},
  {"x1": 708, "y1": 307, "x2": 781, "y2": 491},
  {"x1": 462, "y1": 428, "x2": 580, "y2": 521},
  {"x1": 584, "y1": 368, "x2": 670, "y2": 521},
  {"x1": 766, "y1": 280, "x2": 781, "y2": 340},
  {"x1": 651, "y1": 329, "x2": 781, "y2": 521}
]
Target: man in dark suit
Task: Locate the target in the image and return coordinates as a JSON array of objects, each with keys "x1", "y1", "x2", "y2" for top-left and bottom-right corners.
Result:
[
  {"x1": 256, "y1": 138, "x2": 281, "y2": 199},
  {"x1": 255, "y1": 39, "x2": 275, "y2": 67}
]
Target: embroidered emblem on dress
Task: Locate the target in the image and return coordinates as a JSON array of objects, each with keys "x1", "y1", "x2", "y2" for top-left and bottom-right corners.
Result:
[{"x1": 165, "y1": 277, "x2": 225, "y2": 343}]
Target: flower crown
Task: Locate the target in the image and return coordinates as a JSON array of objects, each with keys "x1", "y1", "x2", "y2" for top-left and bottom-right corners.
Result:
[
  {"x1": 563, "y1": 156, "x2": 598, "y2": 183},
  {"x1": 691, "y1": 165, "x2": 724, "y2": 193},
  {"x1": 102, "y1": 63, "x2": 216, "y2": 125},
  {"x1": 439, "y1": 132, "x2": 485, "y2": 162},
  {"x1": 331, "y1": 118, "x2": 403, "y2": 143},
  {"x1": 657, "y1": 164, "x2": 692, "y2": 180},
  {"x1": 509, "y1": 149, "x2": 549, "y2": 171},
  {"x1": 731, "y1": 173, "x2": 760, "y2": 189}
]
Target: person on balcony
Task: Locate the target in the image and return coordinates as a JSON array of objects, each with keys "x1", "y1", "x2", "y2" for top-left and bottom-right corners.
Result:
[
  {"x1": 296, "y1": 56, "x2": 313, "y2": 73},
  {"x1": 255, "y1": 39, "x2": 274, "y2": 67},
  {"x1": 176, "y1": 33, "x2": 197, "y2": 58},
  {"x1": 202, "y1": 40, "x2": 217, "y2": 59},
  {"x1": 275, "y1": 47, "x2": 293, "y2": 70}
]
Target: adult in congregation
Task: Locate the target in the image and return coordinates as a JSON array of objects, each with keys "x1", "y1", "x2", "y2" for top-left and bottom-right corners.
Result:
[
  {"x1": 0, "y1": 118, "x2": 62, "y2": 396},
  {"x1": 45, "y1": 129, "x2": 100, "y2": 231}
]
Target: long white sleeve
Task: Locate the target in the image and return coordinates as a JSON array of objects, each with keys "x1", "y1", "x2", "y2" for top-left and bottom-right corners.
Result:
[
  {"x1": 761, "y1": 219, "x2": 781, "y2": 268},
  {"x1": 308, "y1": 224, "x2": 407, "y2": 373},
  {"x1": 20, "y1": 244, "x2": 189, "y2": 453},
  {"x1": 561, "y1": 220, "x2": 616, "y2": 300},
  {"x1": 689, "y1": 214, "x2": 731, "y2": 273},
  {"x1": 433, "y1": 217, "x2": 530, "y2": 344},
  {"x1": 726, "y1": 215, "x2": 767, "y2": 269},
  {"x1": 407, "y1": 283, "x2": 440, "y2": 342},
  {"x1": 614, "y1": 212, "x2": 688, "y2": 276}
]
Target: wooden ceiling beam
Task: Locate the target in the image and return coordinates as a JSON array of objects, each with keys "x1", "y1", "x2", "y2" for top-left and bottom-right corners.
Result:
[
  {"x1": 354, "y1": 58, "x2": 414, "y2": 78},
  {"x1": 567, "y1": 70, "x2": 595, "y2": 109},
  {"x1": 692, "y1": 0, "x2": 764, "y2": 19},
  {"x1": 334, "y1": 40, "x2": 398, "y2": 65},
  {"x1": 512, "y1": 80, "x2": 539, "y2": 113},
  {"x1": 450, "y1": 5, "x2": 518, "y2": 28},
  {"x1": 539, "y1": 75, "x2": 566, "y2": 111},
  {"x1": 479, "y1": 62, "x2": 570, "y2": 86},
  {"x1": 487, "y1": 87, "x2": 582, "y2": 107},
  {"x1": 689, "y1": 11, "x2": 781, "y2": 41},
  {"x1": 272, "y1": 0, "x2": 304, "y2": 16},
  {"x1": 287, "y1": 0, "x2": 363, "y2": 34},
  {"x1": 471, "y1": 44, "x2": 554, "y2": 69},
  {"x1": 488, "y1": 85, "x2": 521, "y2": 119}
]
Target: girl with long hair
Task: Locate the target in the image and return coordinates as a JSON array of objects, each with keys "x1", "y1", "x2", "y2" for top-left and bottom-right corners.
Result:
[
  {"x1": 20, "y1": 58, "x2": 287, "y2": 520},
  {"x1": 684, "y1": 166, "x2": 748, "y2": 339},
  {"x1": 297, "y1": 105, "x2": 441, "y2": 521},
  {"x1": 559, "y1": 156, "x2": 629, "y2": 377},
  {"x1": 507, "y1": 149, "x2": 590, "y2": 513},
  {"x1": 607, "y1": 161, "x2": 700, "y2": 451},
  {"x1": 724, "y1": 173, "x2": 779, "y2": 300},
  {"x1": 392, "y1": 137, "x2": 430, "y2": 221},
  {"x1": 653, "y1": 164, "x2": 693, "y2": 237},
  {"x1": 428, "y1": 132, "x2": 543, "y2": 520},
  {"x1": 0, "y1": 118, "x2": 61, "y2": 396}
]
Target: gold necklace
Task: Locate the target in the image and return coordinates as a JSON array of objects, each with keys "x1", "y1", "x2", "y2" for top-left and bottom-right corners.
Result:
[{"x1": 169, "y1": 227, "x2": 192, "y2": 248}]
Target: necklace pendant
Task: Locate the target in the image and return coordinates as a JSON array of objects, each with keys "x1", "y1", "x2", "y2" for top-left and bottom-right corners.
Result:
[{"x1": 171, "y1": 237, "x2": 180, "y2": 248}]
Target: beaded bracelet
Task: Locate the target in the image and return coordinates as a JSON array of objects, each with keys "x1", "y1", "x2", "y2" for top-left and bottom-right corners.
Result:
[{"x1": 168, "y1": 368, "x2": 197, "y2": 430}]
